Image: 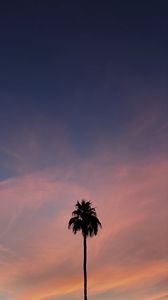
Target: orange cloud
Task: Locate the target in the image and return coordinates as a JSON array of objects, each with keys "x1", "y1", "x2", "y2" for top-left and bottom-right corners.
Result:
[{"x1": 0, "y1": 152, "x2": 167, "y2": 300}]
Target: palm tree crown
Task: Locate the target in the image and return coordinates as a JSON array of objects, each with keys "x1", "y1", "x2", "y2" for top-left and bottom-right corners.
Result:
[{"x1": 68, "y1": 199, "x2": 102, "y2": 237}]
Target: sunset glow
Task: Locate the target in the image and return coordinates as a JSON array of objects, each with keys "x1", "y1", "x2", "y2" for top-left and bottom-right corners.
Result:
[{"x1": 0, "y1": 1, "x2": 168, "y2": 300}]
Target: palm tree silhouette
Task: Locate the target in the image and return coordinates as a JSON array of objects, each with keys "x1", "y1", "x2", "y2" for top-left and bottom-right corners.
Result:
[{"x1": 68, "y1": 199, "x2": 102, "y2": 300}]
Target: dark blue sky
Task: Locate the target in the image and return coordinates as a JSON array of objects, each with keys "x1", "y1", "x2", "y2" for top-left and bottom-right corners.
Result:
[{"x1": 0, "y1": 0, "x2": 168, "y2": 177}]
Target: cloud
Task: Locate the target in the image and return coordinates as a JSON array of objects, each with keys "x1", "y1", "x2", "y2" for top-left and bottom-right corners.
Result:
[{"x1": 0, "y1": 150, "x2": 167, "y2": 300}]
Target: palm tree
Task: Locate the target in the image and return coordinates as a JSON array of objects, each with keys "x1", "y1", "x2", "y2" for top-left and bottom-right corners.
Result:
[{"x1": 68, "y1": 199, "x2": 102, "y2": 300}]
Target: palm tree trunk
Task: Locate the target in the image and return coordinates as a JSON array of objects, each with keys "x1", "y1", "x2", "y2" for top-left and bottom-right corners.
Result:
[{"x1": 83, "y1": 234, "x2": 87, "y2": 300}]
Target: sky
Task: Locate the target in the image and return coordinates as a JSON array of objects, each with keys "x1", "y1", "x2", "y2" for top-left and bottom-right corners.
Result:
[{"x1": 0, "y1": 1, "x2": 168, "y2": 299}]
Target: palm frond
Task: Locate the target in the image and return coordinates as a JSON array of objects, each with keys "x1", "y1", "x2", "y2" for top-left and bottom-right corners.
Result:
[
  {"x1": 72, "y1": 219, "x2": 83, "y2": 234},
  {"x1": 68, "y1": 216, "x2": 78, "y2": 228}
]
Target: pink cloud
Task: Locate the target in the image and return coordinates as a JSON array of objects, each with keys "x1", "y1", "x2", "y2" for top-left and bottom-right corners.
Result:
[{"x1": 0, "y1": 149, "x2": 167, "y2": 299}]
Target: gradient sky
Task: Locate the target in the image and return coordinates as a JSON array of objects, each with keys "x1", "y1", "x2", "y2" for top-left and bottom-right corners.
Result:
[{"x1": 0, "y1": 1, "x2": 168, "y2": 300}]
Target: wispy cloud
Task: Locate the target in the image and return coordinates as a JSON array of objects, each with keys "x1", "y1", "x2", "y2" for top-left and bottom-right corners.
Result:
[{"x1": 0, "y1": 148, "x2": 167, "y2": 300}]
